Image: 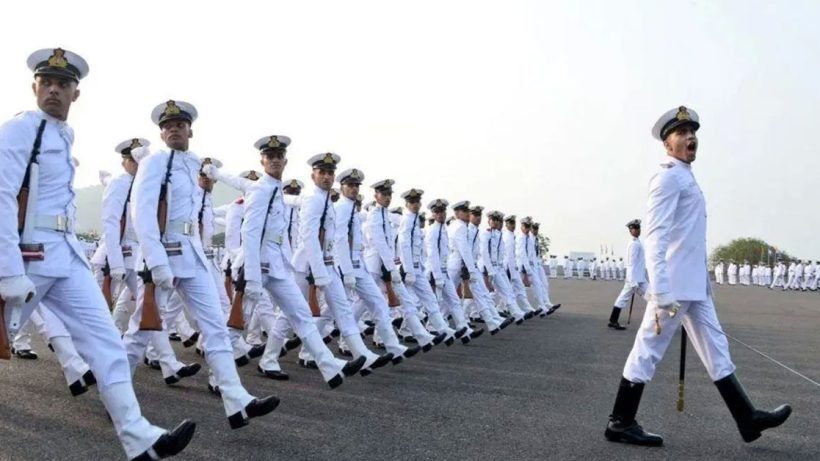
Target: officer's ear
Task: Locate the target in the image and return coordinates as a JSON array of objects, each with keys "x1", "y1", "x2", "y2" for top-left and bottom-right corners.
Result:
[
  {"x1": 72, "y1": 87, "x2": 80, "y2": 102},
  {"x1": 188, "y1": 128, "x2": 194, "y2": 139},
  {"x1": 31, "y1": 81, "x2": 36, "y2": 96}
]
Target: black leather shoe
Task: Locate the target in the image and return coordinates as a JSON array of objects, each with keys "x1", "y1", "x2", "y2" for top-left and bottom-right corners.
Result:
[
  {"x1": 322, "y1": 335, "x2": 333, "y2": 345},
  {"x1": 473, "y1": 317, "x2": 485, "y2": 324},
  {"x1": 13, "y1": 348, "x2": 38, "y2": 360},
  {"x1": 258, "y1": 365, "x2": 290, "y2": 381},
  {"x1": 421, "y1": 342, "x2": 433, "y2": 353},
  {"x1": 143, "y1": 357, "x2": 161, "y2": 370},
  {"x1": 715, "y1": 373, "x2": 792, "y2": 442},
  {"x1": 604, "y1": 420, "x2": 663, "y2": 446},
  {"x1": 470, "y1": 329, "x2": 484, "y2": 340},
  {"x1": 523, "y1": 311, "x2": 535, "y2": 320},
  {"x1": 444, "y1": 336, "x2": 455, "y2": 346},
  {"x1": 402, "y1": 346, "x2": 421, "y2": 360},
  {"x1": 330, "y1": 328, "x2": 340, "y2": 338},
  {"x1": 165, "y1": 363, "x2": 202, "y2": 385},
  {"x1": 168, "y1": 332, "x2": 182, "y2": 342},
  {"x1": 431, "y1": 332, "x2": 447, "y2": 346},
  {"x1": 608, "y1": 321, "x2": 627, "y2": 331},
  {"x1": 372, "y1": 341, "x2": 385, "y2": 349},
  {"x1": 342, "y1": 356, "x2": 366, "y2": 377},
  {"x1": 195, "y1": 348, "x2": 205, "y2": 357},
  {"x1": 248, "y1": 344, "x2": 265, "y2": 359},
  {"x1": 363, "y1": 325, "x2": 375, "y2": 336},
  {"x1": 338, "y1": 347, "x2": 353, "y2": 357},
  {"x1": 68, "y1": 379, "x2": 88, "y2": 397},
  {"x1": 207, "y1": 384, "x2": 221, "y2": 396},
  {"x1": 369, "y1": 353, "x2": 394, "y2": 370},
  {"x1": 279, "y1": 347, "x2": 288, "y2": 358},
  {"x1": 284, "y1": 336, "x2": 302, "y2": 351},
  {"x1": 515, "y1": 318, "x2": 524, "y2": 325},
  {"x1": 182, "y1": 332, "x2": 200, "y2": 348},
  {"x1": 82, "y1": 370, "x2": 97, "y2": 387},
  {"x1": 228, "y1": 396, "x2": 280, "y2": 429},
  {"x1": 490, "y1": 327, "x2": 501, "y2": 336},
  {"x1": 235, "y1": 355, "x2": 250, "y2": 367},
  {"x1": 130, "y1": 420, "x2": 196, "y2": 461},
  {"x1": 402, "y1": 334, "x2": 418, "y2": 344},
  {"x1": 298, "y1": 359, "x2": 318, "y2": 369},
  {"x1": 454, "y1": 327, "x2": 468, "y2": 339},
  {"x1": 460, "y1": 335, "x2": 472, "y2": 345},
  {"x1": 391, "y1": 318, "x2": 403, "y2": 329},
  {"x1": 550, "y1": 303, "x2": 562, "y2": 311}
]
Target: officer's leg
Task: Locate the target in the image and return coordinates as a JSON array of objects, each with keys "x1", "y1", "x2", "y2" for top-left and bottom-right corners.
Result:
[
  {"x1": 353, "y1": 274, "x2": 411, "y2": 359},
  {"x1": 32, "y1": 305, "x2": 93, "y2": 393}
]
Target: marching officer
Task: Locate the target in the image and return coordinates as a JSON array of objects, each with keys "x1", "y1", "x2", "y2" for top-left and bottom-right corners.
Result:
[
  {"x1": 605, "y1": 106, "x2": 791, "y2": 446},
  {"x1": 607, "y1": 219, "x2": 646, "y2": 330},
  {"x1": 127, "y1": 99, "x2": 278, "y2": 429},
  {"x1": 0, "y1": 48, "x2": 195, "y2": 460}
]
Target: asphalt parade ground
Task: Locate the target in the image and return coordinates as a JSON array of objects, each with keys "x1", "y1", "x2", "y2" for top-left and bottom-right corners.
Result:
[{"x1": 1, "y1": 279, "x2": 818, "y2": 460}]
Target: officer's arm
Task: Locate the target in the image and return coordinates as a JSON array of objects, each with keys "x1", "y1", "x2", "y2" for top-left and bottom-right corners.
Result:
[
  {"x1": 333, "y1": 201, "x2": 355, "y2": 277},
  {"x1": 397, "y1": 214, "x2": 414, "y2": 270},
  {"x1": 132, "y1": 153, "x2": 168, "y2": 270},
  {"x1": 479, "y1": 231, "x2": 494, "y2": 275},
  {"x1": 643, "y1": 172, "x2": 680, "y2": 300},
  {"x1": 368, "y1": 210, "x2": 396, "y2": 271},
  {"x1": 0, "y1": 120, "x2": 32, "y2": 277},
  {"x1": 456, "y1": 227, "x2": 477, "y2": 273},
  {"x1": 100, "y1": 176, "x2": 128, "y2": 270},
  {"x1": 240, "y1": 183, "x2": 268, "y2": 283},
  {"x1": 213, "y1": 169, "x2": 254, "y2": 194},
  {"x1": 299, "y1": 194, "x2": 329, "y2": 278},
  {"x1": 515, "y1": 235, "x2": 526, "y2": 271},
  {"x1": 424, "y1": 227, "x2": 443, "y2": 281}
]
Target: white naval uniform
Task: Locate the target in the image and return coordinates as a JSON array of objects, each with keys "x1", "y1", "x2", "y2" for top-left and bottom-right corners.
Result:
[
  {"x1": 623, "y1": 157, "x2": 735, "y2": 384},
  {"x1": 617, "y1": 259, "x2": 625, "y2": 280},
  {"x1": 335, "y1": 195, "x2": 411, "y2": 358},
  {"x1": 466, "y1": 222, "x2": 503, "y2": 322},
  {"x1": 126, "y1": 148, "x2": 255, "y2": 418},
  {"x1": 562, "y1": 258, "x2": 571, "y2": 279},
  {"x1": 503, "y1": 228, "x2": 535, "y2": 313},
  {"x1": 727, "y1": 263, "x2": 738, "y2": 285},
  {"x1": 549, "y1": 257, "x2": 558, "y2": 278},
  {"x1": 399, "y1": 209, "x2": 456, "y2": 339},
  {"x1": 531, "y1": 241, "x2": 554, "y2": 307},
  {"x1": 612, "y1": 237, "x2": 648, "y2": 309},
  {"x1": 365, "y1": 204, "x2": 436, "y2": 346},
  {"x1": 242, "y1": 175, "x2": 348, "y2": 382},
  {"x1": 517, "y1": 231, "x2": 551, "y2": 310},
  {"x1": 425, "y1": 220, "x2": 473, "y2": 332},
  {"x1": 292, "y1": 185, "x2": 383, "y2": 369},
  {"x1": 481, "y1": 227, "x2": 525, "y2": 321},
  {"x1": 0, "y1": 110, "x2": 166, "y2": 458},
  {"x1": 714, "y1": 262, "x2": 724, "y2": 284},
  {"x1": 447, "y1": 219, "x2": 502, "y2": 330},
  {"x1": 770, "y1": 263, "x2": 785, "y2": 289}
]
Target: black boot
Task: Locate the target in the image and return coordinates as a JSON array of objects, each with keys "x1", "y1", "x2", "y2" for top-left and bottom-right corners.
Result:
[
  {"x1": 714, "y1": 373, "x2": 792, "y2": 443},
  {"x1": 608, "y1": 307, "x2": 626, "y2": 330},
  {"x1": 604, "y1": 377, "x2": 663, "y2": 446}
]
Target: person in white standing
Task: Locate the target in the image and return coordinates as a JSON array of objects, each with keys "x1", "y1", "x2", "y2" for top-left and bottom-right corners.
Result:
[{"x1": 607, "y1": 219, "x2": 646, "y2": 331}]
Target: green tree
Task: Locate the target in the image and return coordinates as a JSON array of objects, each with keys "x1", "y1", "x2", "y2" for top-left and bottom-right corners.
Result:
[
  {"x1": 212, "y1": 232, "x2": 225, "y2": 247},
  {"x1": 536, "y1": 234, "x2": 550, "y2": 256},
  {"x1": 76, "y1": 230, "x2": 99, "y2": 241},
  {"x1": 710, "y1": 238, "x2": 791, "y2": 268}
]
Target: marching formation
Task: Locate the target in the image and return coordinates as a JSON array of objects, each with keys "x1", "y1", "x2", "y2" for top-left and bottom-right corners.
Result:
[
  {"x1": 0, "y1": 48, "x2": 561, "y2": 460},
  {"x1": 714, "y1": 259, "x2": 819, "y2": 291}
]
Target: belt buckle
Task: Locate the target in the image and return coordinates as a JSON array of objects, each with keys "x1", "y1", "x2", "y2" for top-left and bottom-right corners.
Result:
[
  {"x1": 183, "y1": 222, "x2": 193, "y2": 236},
  {"x1": 274, "y1": 234, "x2": 283, "y2": 245},
  {"x1": 413, "y1": 263, "x2": 420, "y2": 269},
  {"x1": 55, "y1": 215, "x2": 68, "y2": 232},
  {"x1": 122, "y1": 245, "x2": 133, "y2": 257},
  {"x1": 323, "y1": 256, "x2": 334, "y2": 266},
  {"x1": 352, "y1": 261, "x2": 361, "y2": 269},
  {"x1": 261, "y1": 262, "x2": 270, "y2": 274}
]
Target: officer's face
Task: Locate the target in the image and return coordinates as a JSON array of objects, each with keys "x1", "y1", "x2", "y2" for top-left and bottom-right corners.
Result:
[
  {"x1": 629, "y1": 226, "x2": 641, "y2": 238},
  {"x1": 32, "y1": 75, "x2": 79, "y2": 121},
  {"x1": 375, "y1": 190, "x2": 392, "y2": 207},
  {"x1": 341, "y1": 182, "x2": 360, "y2": 200},
  {"x1": 433, "y1": 209, "x2": 446, "y2": 223},
  {"x1": 664, "y1": 125, "x2": 698, "y2": 164},
  {"x1": 122, "y1": 156, "x2": 138, "y2": 176},
  {"x1": 406, "y1": 200, "x2": 421, "y2": 213},
  {"x1": 311, "y1": 167, "x2": 335, "y2": 190},
  {"x1": 455, "y1": 209, "x2": 469, "y2": 222},
  {"x1": 261, "y1": 150, "x2": 288, "y2": 179},
  {"x1": 198, "y1": 174, "x2": 215, "y2": 192},
  {"x1": 521, "y1": 223, "x2": 531, "y2": 233},
  {"x1": 505, "y1": 221, "x2": 515, "y2": 231},
  {"x1": 469, "y1": 213, "x2": 482, "y2": 226},
  {"x1": 160, "y1": 120, "x2": 192, "y2": 151}
]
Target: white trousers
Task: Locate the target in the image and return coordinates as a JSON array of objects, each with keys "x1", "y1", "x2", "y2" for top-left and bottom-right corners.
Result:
[
  {"x1": 612, "y1": 282, "x2": 647, "y2": 309},
  {"x1": 622, "y1": 296, "x2": 736, "y2": 383},
  {"x1": 124, "y1": 262, "x2": 254, "y2": 416},
  {"x1": 7, "y1": 256, "x2": 165, "y2": 459},
  {"x1": 30, "y1": 306, "x2": 91, "y2": 386}
]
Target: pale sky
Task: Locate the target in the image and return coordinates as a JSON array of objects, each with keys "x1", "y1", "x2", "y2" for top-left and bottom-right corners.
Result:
[{"x1": 2, "y1": 0, "x2": 818, "y2": 258}]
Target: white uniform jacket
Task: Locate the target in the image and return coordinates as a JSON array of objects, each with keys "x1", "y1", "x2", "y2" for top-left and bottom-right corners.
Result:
[
  {"x1": 643, "y1": 157, "x2": 709, "y2": 302},
  {"x1": 131, "y1": 148, "x2": 209, "y2": 277},
  {"x1": 0, "y1": 110, "x2": 89, "y2": 278}
]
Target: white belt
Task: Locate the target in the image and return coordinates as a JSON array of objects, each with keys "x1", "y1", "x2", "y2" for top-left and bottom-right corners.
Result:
[
  {"x1": 167, "y1": 220, "x2": 195, "y2": 236},
  {"x1": 264, "y1": 232, "x2": 284, "y2": 245},
  {"x1": 35, "y1": 214, "x2": 74, "y2": 233}
]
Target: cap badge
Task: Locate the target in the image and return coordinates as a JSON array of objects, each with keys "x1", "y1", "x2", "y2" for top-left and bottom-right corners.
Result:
[
  {"x1": 676, "y1": 106, "x2": 691, "y2": 121},
  {"x1": 267, "y1": 136, "x2": 280, "y2": 148},
  {"x1": 129, "y1": 138, "x2": 142, "y2": 149},
  {"x1": 47, "y1": 48, "x2": 68, "y2": 68},
  {"x1": 322, "y1": 153, "x2": 335, "y2": 164},
  {"x1": 164, "y1": 100, "x2": 181, "y2": 116}
]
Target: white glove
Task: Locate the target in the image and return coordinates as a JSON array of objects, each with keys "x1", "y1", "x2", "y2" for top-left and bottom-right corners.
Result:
[
  {"x1": 245, "y1": 280, "x2": 265, "y2": 302},
  {"x1": 98, "y1": 170, "x2": 112, "y2": 186},
  {"x1": 0, "y1": 275, "x2": 36, "y2": 305},
  {"x1": 201, "y1": 163, "x2": 219, "y2": 180},
  {"x1": 652, "y1": 292, "x2": 677, "y2": 311},
  {"x1": 390, "y1": 268, "x2": 402, "y2": 283},
  {"x1": 434, "y1": 277, "x2": 444, "y2": 288},
  {"x1": 313, "y1": 274, "x2": 331, "y2": 288},
  {"x1": 110, "y1": 266, "x2": 127, "y2": 281},
  {"x1": 131, "y1": 146, "x2": 151, "y2": 163},
  {"x1": 150, "y1": 265, "x2": 174, "y2": 290},
  {"x1": 404, "y1": 271, "x2": 416, "y2": 284},
  {"x1": 343, "y1": 274, "x2": 356, "y2": 289}
]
